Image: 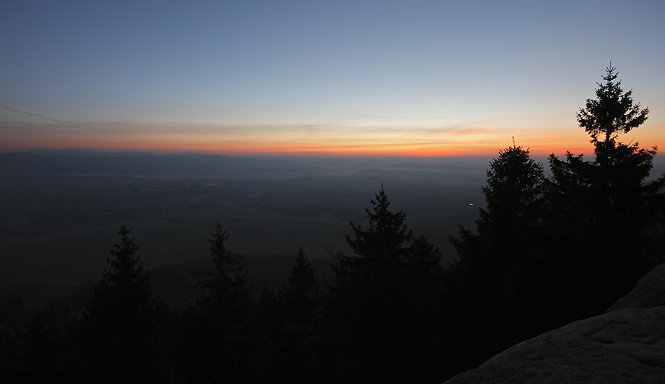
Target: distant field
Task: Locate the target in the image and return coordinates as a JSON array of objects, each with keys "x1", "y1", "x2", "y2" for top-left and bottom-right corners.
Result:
[
  {"x1": 5, "y1": 152, "x2": 662, "y2": 307},
  {"x1": 0, "y1": 152, "x2": 491, "y2": 305}
]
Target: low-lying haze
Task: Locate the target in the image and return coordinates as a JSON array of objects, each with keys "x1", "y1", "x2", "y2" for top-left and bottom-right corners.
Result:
[
  {"x1": 0, "y1": 151, "x2": 493, "y2": 300},
  {"x1": 2, "y1": 150, "x2": 664, "y2": 306}
]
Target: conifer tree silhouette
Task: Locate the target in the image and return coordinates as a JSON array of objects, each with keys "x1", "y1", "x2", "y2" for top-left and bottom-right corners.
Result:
[
  {"x1": 451, "y1": 144, "x2": 545, "y2": 271},
  {"x1": 180, "y1": 221, "x2": 255, "y2": 384},
  {"x1": 449, "y1": 145, "x2": 549, "y2": 365},
  {"x1": 321, "y1": 187, "x2": 444, "y2": 384},
  {"x1": 547, "y1": 63, "x2": 665, "y2": 313},
  {"x1": 82, "y1": 225, "x2": 154, "y2": 383},
  {"x1": 198, "y1": 221, "x2": 251, "y2": 312},
  {"x1": 577, "y1": 63, "x2": 648, "y2": 145},
  {"x1": 477, "y1": 144, "x2": 545, "y2": 257},
  {"x1": 276, "y1": 247, "x2": 321, "y2": 384},
  {"x1": 280, "y1": 246, "x2": 319, "y2": 329},
  {"x1": 337, "y1": 187, "x2": 412, "y2": 275}
]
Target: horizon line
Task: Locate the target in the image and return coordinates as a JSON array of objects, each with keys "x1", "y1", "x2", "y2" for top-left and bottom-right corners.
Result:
[{"x1": 0, "y1": 146, "x2": 603, "y2": 159}]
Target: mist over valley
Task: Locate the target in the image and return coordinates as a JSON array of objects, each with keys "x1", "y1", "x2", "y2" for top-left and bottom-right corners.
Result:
[{"x1": 0, "y1": 151, "x2": 495, "y2": 305}]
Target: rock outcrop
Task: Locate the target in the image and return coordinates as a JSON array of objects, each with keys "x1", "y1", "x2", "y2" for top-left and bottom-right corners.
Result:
[
  {"x1": 607, "y1": 263, "x2": 665, "y2": 312},
  {"x1": 443, "y1": 263, "x2": 665, "y2": 384}
]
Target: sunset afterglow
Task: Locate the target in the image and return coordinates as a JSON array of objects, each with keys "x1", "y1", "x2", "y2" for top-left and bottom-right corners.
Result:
[{"x1": 1, "y1": 1, "x2": 663, "y2": 157}]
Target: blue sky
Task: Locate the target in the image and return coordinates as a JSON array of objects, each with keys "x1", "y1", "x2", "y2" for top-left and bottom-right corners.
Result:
[{"x1": 1, "y1": 0, "x2": 664, "y2": 155}]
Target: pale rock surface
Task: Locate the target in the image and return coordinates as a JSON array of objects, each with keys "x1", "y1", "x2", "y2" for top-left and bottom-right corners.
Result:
[
  {"x1": 607, "y1": 263, "x2": 665, "y2": 312},
  {"x1": 443, "y1": 263, "x2": 665, "y2": 384}
]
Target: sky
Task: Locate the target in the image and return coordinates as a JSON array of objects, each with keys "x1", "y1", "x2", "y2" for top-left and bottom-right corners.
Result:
[{"x1": 1, "y1": 0, "x2": 664, "y2": 157}]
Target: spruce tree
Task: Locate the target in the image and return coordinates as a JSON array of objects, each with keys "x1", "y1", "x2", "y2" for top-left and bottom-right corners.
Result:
[
  {"x1": 276, "y1": 247, "x2": 320, "y2": 384},
  {"x1": 180, "y1": 221, "x2": 254, "y2": 384},
  {"x1": 279, "y1": 246, "x2": 319, "y2": 329},
  {"x1": 87, "y1": 226, "x2": 151, "y2": 318},
  {"x1": 477, "y1": 144, "x2": 545, "y2": 258},
  {"x1": 198, "y1": 221, "x2": 251, "y2": 312},
  {"x1": 449, "y1": 145, "x2": 549, "y2": 365},
  {"x1": 321, "y1": 187, "x2": 445, "y2": 384},
  {"x1": 577, "y1": 63, "x2": 648, "y2": 145},
  {"x1": 546, "y1": 64, "x2": 665, "y2": 314},
  {"x1": 451, "y1": 143, "x2": 546, "y2": 274},
  {"x1": 336, "y1": 187, "x2": 413, "y2": 279},
  {"x1": 81, "y1": 225, "x2": 155, "y2": 383}
]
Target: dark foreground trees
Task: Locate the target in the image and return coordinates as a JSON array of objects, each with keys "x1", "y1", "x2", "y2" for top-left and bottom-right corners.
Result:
[
  {"x1": 176, "y1": 221, "x2": 255, "y2": 384},
  {"x1": 447, "y1": 64, "x2": 664, "y2": 370},
  {"x1": 77, "y1": 225, "x2": 168, "y2": 383},
  {"x1": 448, "y1": 144, "x2": 553, "y2": 366},
  {"x1": 319, "y1": 187, "x2": 447, "y2": 383},
  {"x1": 576, "y1": 63, "x2": 648, "y2": 144},
  {"x1": 546, "y1": 64, "x2": 665, "y2": 315},
  {"x1": 271, "y1": 247, "x2": 322, "y2": 384}
]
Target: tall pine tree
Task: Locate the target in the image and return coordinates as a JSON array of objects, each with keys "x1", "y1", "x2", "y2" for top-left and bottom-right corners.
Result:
[
  {"x1": 81, "y1": 225, "x2": 156, "y2": 383},
  {"x1": 577, "y1": 63, "x2": 648, "y2": 144},
  {"x1": 275, "y1": 247, "x2": 321, "y2": 384},
  {"x1": 198, "y1": 221, "x2": 251, "y2": 312},
  {"x1": 477, "y1": 144, "x2": 545, "y2": 259},
  {"x1": 279, "y1": 247, "x2": 320, "y2": 330},
  {"x1": 449, "y1": 145, "x2": 550, "y2": 367},
  {"x1": 178, "y1": 221, "x2": 255, "y2": 384},
  {"x1": 546, "y1": 64, "x2": 665, "y2": 314},
  {"x1": 321, "y1": 187, "x2": 445, "y2": 384}
]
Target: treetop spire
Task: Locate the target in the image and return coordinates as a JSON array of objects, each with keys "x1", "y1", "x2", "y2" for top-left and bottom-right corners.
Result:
[{"x1": 577, "y1": 63, "x2": 649, "y2": 144}]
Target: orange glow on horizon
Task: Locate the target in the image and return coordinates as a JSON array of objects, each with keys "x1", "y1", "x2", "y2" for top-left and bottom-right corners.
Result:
[
  {"x1": 2, "y1": 121, "x2": 662, "y2": 158},
  {"x1": 1, "y1": 135, "x2": 599, "y2": 158}
]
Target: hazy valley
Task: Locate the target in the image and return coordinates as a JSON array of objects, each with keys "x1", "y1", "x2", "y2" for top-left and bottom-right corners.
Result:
[{"x1": 0, "y1": 151, "x2": 495, "y2": 306}]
